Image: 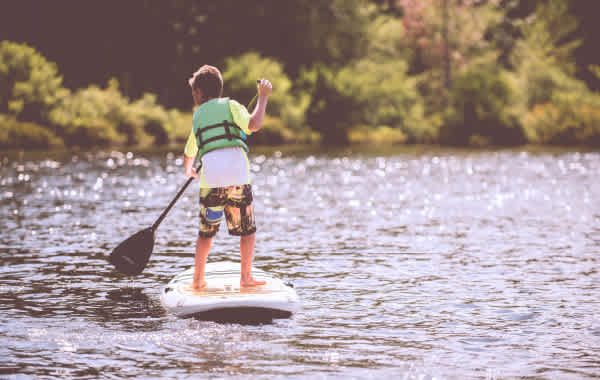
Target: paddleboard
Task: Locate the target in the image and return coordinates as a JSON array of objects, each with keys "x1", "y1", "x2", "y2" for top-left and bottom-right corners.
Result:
[{"x1": 160, "y1": 261, "x2": 299, "y2": 321}]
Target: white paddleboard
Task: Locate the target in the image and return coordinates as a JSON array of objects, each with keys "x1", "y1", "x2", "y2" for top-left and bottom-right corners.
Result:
[{"x1": 160, "y1": 261, "x2": 299, "y2": 321}]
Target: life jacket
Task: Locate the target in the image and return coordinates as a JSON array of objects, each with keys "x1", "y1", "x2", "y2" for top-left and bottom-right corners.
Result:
[{"x1": 193, "y1": 97, "x2": 248, "y2": 158}]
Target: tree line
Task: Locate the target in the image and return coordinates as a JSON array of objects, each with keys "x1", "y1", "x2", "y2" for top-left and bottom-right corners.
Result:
[{"x1": 1, "y1": 0, "x2": 599, "y2": 149}]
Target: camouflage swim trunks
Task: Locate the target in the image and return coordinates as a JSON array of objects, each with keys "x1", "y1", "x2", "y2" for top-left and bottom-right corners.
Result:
[{"x1": 198, "y1": 184, "x2": 256, "y2": 238}]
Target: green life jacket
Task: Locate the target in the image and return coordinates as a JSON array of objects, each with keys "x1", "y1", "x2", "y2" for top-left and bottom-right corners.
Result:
[{"x1": 193, "y1": 97, "x2": 248, "y2": 158}]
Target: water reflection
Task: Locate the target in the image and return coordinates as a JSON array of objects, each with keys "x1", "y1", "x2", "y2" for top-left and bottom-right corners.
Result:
[{"x1": 96, "y1": 287, "x2": 166, "y2": 330}]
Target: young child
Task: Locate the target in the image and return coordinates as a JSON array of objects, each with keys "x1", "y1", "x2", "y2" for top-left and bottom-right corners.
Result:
[{"x1": 183, "y1": 65, "x2": 272, "y2": 290}]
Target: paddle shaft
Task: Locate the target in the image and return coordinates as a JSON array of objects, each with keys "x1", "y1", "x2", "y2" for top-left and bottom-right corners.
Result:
[
  {"x1": 246, "y1": 79, "x2": 263, "y2": 110},
  {"x1": 151, "y1": 163, "x2": 202, "y2": 231}
]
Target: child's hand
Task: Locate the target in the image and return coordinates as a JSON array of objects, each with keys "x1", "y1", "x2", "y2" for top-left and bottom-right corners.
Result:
[
  {"x1": 257, "y1": 79, "x2": 272, "y2": 98},
  {"x1": 186, "y1": 167, "x2": 198, "y2": 179}
]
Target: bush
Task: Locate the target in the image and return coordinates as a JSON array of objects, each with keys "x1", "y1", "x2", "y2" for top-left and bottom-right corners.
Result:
[
  {"x1": 522, "y1": 92, "x2": 600, "y2": 146},
  {"x1": 0, "y1": 42, "x2": 203, "y2": 150},
  {"x1": 129, "y1": 93, "x2": 171, "y2": 145},
  {"x1": 366, "y1": 14, "x2": 413, "y2": 65},
  {"x1": 0, "y1": 114, "x2": 63, "y2": 149},
  {"x1": 50, "y1": 79, "x2": 128, "y2": 147},
  {"x1": 50, "y1": 79, "x2": 176, "y2": 147},
  {"x1": 348, "y1": 125, "x2": 407, "y2": 145},
  {"x1": 440, "y1": 68, "x2": 525, "y2": 146},
  {"x1": 0, "y1": 41, "x2": 69, "y2": 125},
  {"x1": 246, "y1": 115, "x2": 297, "y2": 145},
  {"x1": 166, "y1": 110, "x2": 193, "y2": 144},
  {"x1": 303, "y1": 65, "x2": 354, "y2": 145},
  {"x1": 506, "y1": 42, "x2": 599, "y2": 146},
  {"x1": 518, "y1": 65, "x2": 587, "y2": 110}
]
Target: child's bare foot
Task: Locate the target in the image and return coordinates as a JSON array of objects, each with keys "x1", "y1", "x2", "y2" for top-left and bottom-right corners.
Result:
[
  {"x1": 240, "y1": 277, "x2": 266, "y2": 287},
  {"x1": 189, "y1": 280, "x2": 207, "y2": 291}
]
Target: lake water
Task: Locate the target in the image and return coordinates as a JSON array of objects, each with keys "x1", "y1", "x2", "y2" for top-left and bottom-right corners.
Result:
[{"x1": 1, "y1": 145, "x2": 599, "y2": 379}]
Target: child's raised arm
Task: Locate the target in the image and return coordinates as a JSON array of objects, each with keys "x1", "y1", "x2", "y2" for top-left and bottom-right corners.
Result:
[{"x1": 248, "y1": 79, "x2": 272, "y2": 132}]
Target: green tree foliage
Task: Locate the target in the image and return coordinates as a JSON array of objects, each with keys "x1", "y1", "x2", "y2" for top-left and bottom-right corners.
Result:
[
  {"x1": 337, "y1": 60, "x2": 426, "y2": 141},
  {"x1": 304, "y1": 58, "x2": 426, "y2": 144},
  {"x1": 366, "y1": 14, "x2": 413, "y2": 64},
  {"x1": 441, "y1": 68, "x2": 524, "y2": 146},
  {"x1": 522, "y1": 0, "x2": 580, "y2": 75},
  {"x1": 49, "y1": 80, "x2": 129, "y2": 147},
  {"x1": 129, "y1": 93, "x2": 172, "y2": 145},
  {"x1": 507, "y1": 0, "x2": 600, "y2": 146},
  {"x1": 50, "y1": 79, "x2": 177, "y2": 147},
  {"x1": 523, "y1": 92, "x2": 600, "y2": 146},
  {"x1": 398, "y1": 0, "x2": 502, "y2": 77},
  {"x1": 508, "y1": 0, "x2": 583, "y2": 106},
  {"x1": 304, "y1": 65, "x2": 357, "y2": 145},
  {"x1": 300, "y1": 8, "x2": 431, "y2": 145},
  {"x1": 0, "y1": 41, "x2": 68, "y2": 124},
  {"x1": 570, "y1": 1, "x2": 600, "y2": 91},
  {"x1": 2, "y1": 0, "x2": 600, "y2": 149},
  {"x1": 398, "y1": 0, "x2": 506, "y2": 140},
  {"x1": 0, "y1": 0, "x2": 371, "y2": 109}
]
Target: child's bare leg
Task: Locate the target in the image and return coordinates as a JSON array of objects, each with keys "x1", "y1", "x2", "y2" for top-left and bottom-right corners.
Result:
[
  {"x1": 193, "y1": 235, "x2": 212, "y2": 289},
  {"x1": 240, "y1": 232, "x2": 265, "y2": 287}
]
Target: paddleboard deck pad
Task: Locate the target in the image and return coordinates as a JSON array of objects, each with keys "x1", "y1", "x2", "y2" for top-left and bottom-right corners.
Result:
[{"x1": 160, "y1": 261, "x2": 299, "y2": 322}]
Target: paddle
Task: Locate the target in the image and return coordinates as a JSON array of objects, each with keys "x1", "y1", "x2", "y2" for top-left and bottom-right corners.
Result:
[{"x1": 109, "y1": 163, "x2": 202, "y2": 275}]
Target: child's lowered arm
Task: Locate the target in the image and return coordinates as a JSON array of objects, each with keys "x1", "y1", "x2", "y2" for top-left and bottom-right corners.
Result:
[{"x1": 184, "y1": 154, "x2": 198, "y2": 179}]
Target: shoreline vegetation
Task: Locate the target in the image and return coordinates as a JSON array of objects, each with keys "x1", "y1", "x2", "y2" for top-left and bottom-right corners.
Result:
[{"x1": 2, "y1": 1, "x2": 600, "y2": 152}]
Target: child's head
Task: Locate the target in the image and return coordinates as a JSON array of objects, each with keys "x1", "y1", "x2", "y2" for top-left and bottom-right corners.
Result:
[{"x1": 188, "y1": 65, "x2": 223, "y2": 104}]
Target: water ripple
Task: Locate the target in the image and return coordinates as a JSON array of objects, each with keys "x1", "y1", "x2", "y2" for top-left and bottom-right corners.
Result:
[{"x1": 0, "y1": 146, "x2": 599, "y2": 379}]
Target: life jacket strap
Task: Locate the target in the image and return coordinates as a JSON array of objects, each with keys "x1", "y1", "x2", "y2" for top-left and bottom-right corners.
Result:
[{"x1": 196, "y1": 120, "x2": 245, "y2": 149}]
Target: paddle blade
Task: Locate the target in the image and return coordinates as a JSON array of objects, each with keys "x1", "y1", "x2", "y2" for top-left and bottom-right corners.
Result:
[{"x1": 109, "y1": 227, "x2": 155, "y2": 275}]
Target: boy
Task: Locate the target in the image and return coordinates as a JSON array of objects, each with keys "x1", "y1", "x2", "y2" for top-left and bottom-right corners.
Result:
[{"x1": 183, "y1": 65, "x2": 272, "y2": 290}]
